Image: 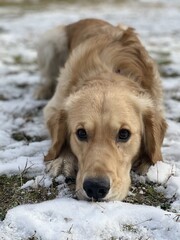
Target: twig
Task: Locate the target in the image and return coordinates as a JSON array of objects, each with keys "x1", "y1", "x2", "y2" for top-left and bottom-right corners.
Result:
[
  {"x1": 61, "y1": 224, "x2": 73, "y2": 234},
  {"x1": 173, "y1": 213, "x2": 180, "y2": 222},
  {"x1": 164, "y1": 164, "x2": 176, "y2": 185},
  {"x1": 134, "y1": 218, "x2": 153, "y2": 226},
  {"x1": 18, "y1": 159, "x2": 35, "y2": 186}
]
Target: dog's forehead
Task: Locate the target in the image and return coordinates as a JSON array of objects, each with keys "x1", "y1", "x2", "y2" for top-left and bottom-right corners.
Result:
[{"x1": 66, "y1": 89, "x2": 141, "y2": 128}]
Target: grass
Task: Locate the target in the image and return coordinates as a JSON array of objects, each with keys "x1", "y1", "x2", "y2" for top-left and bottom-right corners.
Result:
[
  {"x1": 124, "y1": 180, "x2": 174, "y2": 211},
  {"x1": 150, "y1": 50, "x2": 180, "y2": 78},
  {"x1": 0, "y1": 175, "x2": 58, "y2": 221},
  {"x1": 123, "y1": 223, "x2": 138, "y2": 233},
  {"x1": 12, "y1": 55, "x2": 37, "y2": 66},
  {"x1": 11, "y1": 131, "x2": 46, "y2": 142},
  {"x1": 172, "y1": 95, "x2": 180, "y2": 101},
  {"x1": 160, "y1": 68, "x2": 180, "y2": 78},
  {"x1": 13, "y1": 55, "x2": 24, "y2": 65},
  {"x1": 0, "y1": 0, "x2": 117, "y2": 10},
  {"x1": 0, "y1": 94, "x2": 9, "y2": 101},
  {"x1": 0, "y1": 172, "x2": 175, "y2": 222},
  {"x1": 0, "y1": 0, "x2": 78, "y2": 8}
]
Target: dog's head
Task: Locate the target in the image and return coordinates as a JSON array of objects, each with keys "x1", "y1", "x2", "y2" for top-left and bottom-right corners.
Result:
[{"x1": 45, "y1": 78, "x2": 167, "y2": 201}]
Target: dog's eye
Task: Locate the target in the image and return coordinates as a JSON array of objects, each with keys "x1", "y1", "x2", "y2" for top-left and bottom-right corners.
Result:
[
  {"x1": 76, "y1": 128, "x2": 88, "y2": 141},
  {"x1": 117, "y1": 129, "x2": 131, "y2": 142}
]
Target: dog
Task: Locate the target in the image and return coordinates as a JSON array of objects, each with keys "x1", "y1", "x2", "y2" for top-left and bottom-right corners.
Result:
[{"x1": 36, "y1": 18, "x2": 167, "y2": 201}]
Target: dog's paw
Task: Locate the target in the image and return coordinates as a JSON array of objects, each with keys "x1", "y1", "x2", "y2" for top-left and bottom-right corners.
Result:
[
  {"x1": 45, "y1": 157, "x2": 64, "y2": 178},
  {"x1": 45, "y1": 155, "x2": 78, "y2": 179},
  {"x1": 63, "y1": 156, "x2": 78, "y2": 179}
]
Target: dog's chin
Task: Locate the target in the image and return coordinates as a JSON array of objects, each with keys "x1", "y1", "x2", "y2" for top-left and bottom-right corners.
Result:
[{"x1": 75, "y1": 187, "x2": 129, "y2": 202}]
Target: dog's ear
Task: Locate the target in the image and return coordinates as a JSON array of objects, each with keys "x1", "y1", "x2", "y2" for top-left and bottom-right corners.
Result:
[
  {"x1": 138, "y1": 109, "x2": 167, "y2": 173},
  {"x1": 44, "y1": 109, "x2": 67, "y2": 161},
  {"x1": 133, "y1": 107, "x2": 167, "y2": 174}
]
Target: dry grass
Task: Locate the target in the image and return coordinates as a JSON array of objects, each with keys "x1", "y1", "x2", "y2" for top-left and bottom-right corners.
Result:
[
  {"x1": 0, "y1": 175, "x2": 58, "y2": 220},
  {"x1": 124, "y1": 180, "x2": 174, "y2": 210}
]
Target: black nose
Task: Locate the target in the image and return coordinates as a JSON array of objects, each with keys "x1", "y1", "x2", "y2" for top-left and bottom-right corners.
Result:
[{"x1": 83, "y1": 177, "x2": 110, "y2": 200}]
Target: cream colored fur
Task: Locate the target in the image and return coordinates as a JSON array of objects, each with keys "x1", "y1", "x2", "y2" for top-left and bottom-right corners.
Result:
[{"x1": 37, "y1": 19, "x2": 167, "y2": 201}]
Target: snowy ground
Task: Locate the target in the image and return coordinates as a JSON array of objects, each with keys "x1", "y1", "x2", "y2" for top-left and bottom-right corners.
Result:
[{"x1": 0, "y1": 0, "x2": 180, "y2": 239}]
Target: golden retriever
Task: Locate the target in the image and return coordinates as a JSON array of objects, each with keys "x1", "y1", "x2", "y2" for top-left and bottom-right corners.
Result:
[{"x1": 36, "y1": 19, "x2": 167, "y2": 201}]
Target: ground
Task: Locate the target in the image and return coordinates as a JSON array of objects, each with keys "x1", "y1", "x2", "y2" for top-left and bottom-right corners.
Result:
[{"x1": 0, "y1": 0, "x2": 180, "y2": 239}]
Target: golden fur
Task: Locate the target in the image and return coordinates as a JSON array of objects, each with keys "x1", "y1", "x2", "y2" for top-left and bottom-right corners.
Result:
[{"x1": 37, "y1": 19, "x2": 167, "y2": 201}]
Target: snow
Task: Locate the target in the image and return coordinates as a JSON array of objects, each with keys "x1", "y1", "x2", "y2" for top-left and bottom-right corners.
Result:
[
  {"x1": 147, "y1": 161, "x2": 176, "y2": 184},
  {"x1": 21, "y1": 175, "x2": 53, "y2": 189},
  {"x1": 1, "y1": 199, "x2": 179, "y2": 240},
  {"x1": 0, "y1": 1, "x2": 180, "y2": 239}
]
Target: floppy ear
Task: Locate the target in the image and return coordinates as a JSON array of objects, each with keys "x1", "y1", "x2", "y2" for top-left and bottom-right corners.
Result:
[
  {"x1": 143, "y1": 109, "x2": 167, "y2": 164},
  {"x1": 44, "y1": 109, "x2": 67, "y2": 161},
  {"x1": 134, "y1": 108, "x2": 167, "y2": 174}
]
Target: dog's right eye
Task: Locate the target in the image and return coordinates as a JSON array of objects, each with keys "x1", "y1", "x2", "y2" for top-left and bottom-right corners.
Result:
[{"x1": 76, "y1": 128, "x2": 88, "y2": 141}]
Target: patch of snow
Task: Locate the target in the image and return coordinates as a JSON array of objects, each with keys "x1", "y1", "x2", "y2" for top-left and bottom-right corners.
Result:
[
  {"x1": 147, "y1": 161, "x2": 176, "y2": 184},
  {"x1": 1, "y1": 199, "x2": 180, "y2": 240},
  {"x1": 21, "y1": 175, "x2": 52, "y2": 189}
]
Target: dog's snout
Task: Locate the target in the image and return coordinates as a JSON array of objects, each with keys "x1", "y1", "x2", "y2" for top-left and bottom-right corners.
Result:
[{"x1": 83, "y1": 177, "x2": 110, "y2": 200}]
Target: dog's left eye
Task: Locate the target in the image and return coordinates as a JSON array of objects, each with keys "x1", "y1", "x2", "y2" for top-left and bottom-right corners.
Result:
[
  {"x1": 76, "y1": 128, "x2": 88, "y2": 141},
  {"x1": 117, "y1": 129, "x2": 131, "y2": 142}
]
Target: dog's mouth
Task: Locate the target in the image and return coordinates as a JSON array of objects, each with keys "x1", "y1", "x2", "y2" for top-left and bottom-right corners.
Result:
[
  {"x1": 75, "y1": 189, "x2": 110, "y2": 202},
  {"x1": 65, "y1": 172, "x2": 130, "y2": 201},
  {"x1": 73, "y1": 176, "x2": 111, "y2": 201}
]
